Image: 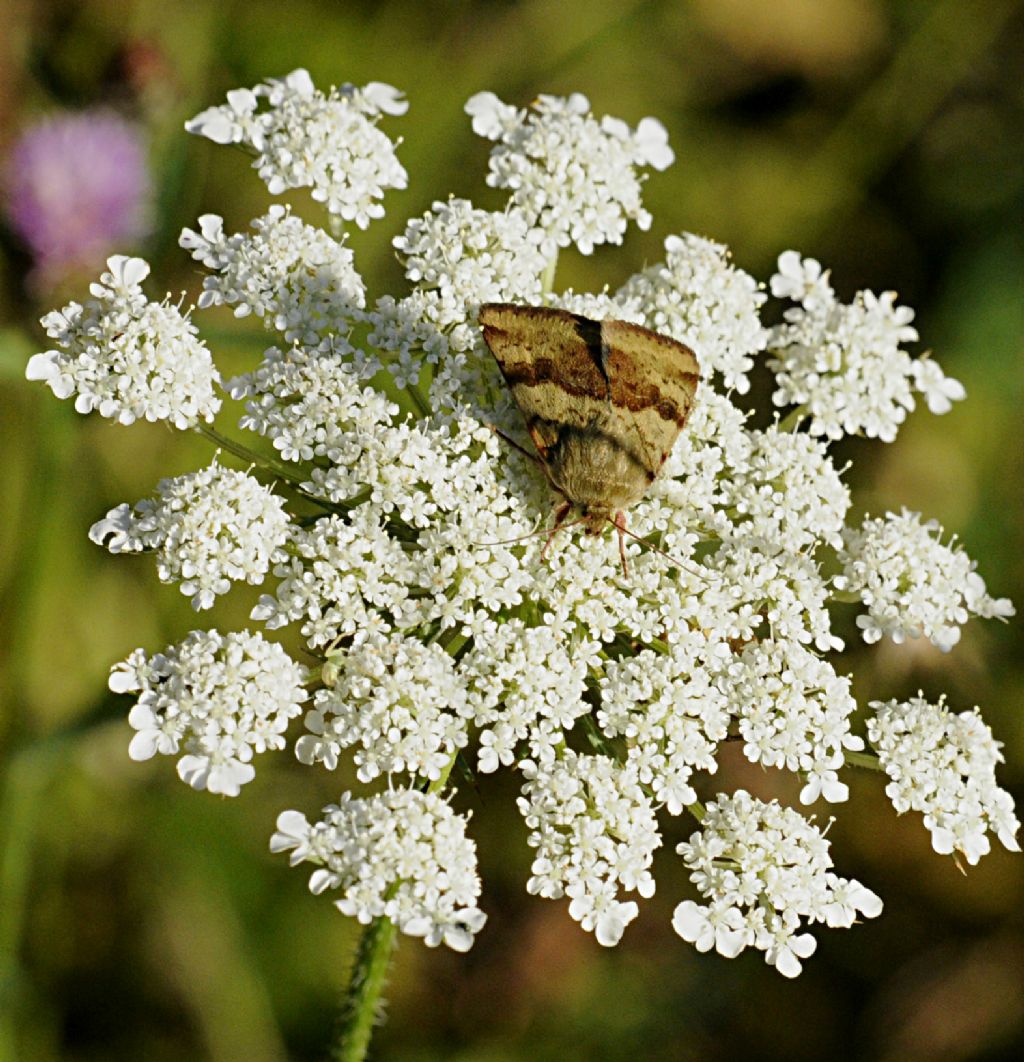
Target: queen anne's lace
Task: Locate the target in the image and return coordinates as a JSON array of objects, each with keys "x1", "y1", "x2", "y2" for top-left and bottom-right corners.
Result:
[
  {"x1": 673, "y1": 791, "x2": 883, "y2": 977},
  {"x1": 186, "y1": 69, "x2": 407, "y2": 225},
  {"x1": 466, "y1": 91, "x2": 672, "y2": 256},
  {"x1": 89, "y1": 458, "x2": 291, "y2": 611},
  {"x1": 112, "y1": 629, "x2": 307, "y2": 796},
  {"x1": 180, "y1": 206, "x2": 365, "y2": 343},
  {"x1": 296, "y1": 631, "x2": 469, "y2": 782},
  {"x1": 836, "y1": 508, "x2": 1014, "y2": 651},
  {"x1": 271, "y1": 791, "x2": 486, "y2": 951},
  {"x1": 868, "y1": 695, "x2": 1021, "y2": 865},
  {"x1": 27, "y1": 255, "x2": 220, "y2": 428},
  {"x1": 769, "y1": 252, "x2": 965, "y2": 441},
  {"x1": 30, "y1": 76, "x2": 1017, "y2": 964},
  {"x1": 617, "y1": 233, "x2": 768, "y2": 393},
  {"x1": 723, "y1": 640, "x2": 863, "y2": 805},
  {"x1": 518, "y1": 752, "x2": 660, "y2": 946}
]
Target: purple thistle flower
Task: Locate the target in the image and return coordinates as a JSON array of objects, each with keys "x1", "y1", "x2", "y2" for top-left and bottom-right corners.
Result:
[{"x1": 4, "y1": 110, "x2": 152, "y2": 283}]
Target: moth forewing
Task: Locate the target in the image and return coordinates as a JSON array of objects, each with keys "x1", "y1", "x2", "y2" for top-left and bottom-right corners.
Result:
[{"x1": 478, "y1": 303, "x2": 699, "y2": 570}]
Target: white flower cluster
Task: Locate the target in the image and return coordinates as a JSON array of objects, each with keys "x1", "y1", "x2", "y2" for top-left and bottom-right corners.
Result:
[
  {"x1": 518, "y1": 752, "x2": 660, "y2": 946},
  {"x1": 714, "y1": 427, "x2": 850, "y2": 555},
  {"x1": 226, "y1": 341, "x2": 392, "y2": 466},
  {"x1": 111, "y1": 629, "x2": 307, "y2": 796},
  {"x1": 599, "y1": 634, "x2": 729, "y2": 814},
  {"x1": 89, "y1": 458, "x2": 291, "y2": 610},
  {"x1": 465, "y1": 91, "x2": 673, "y2": 256},
  {"x1": 185, "y1": 68, "x2": 408, "y2": 225},
  {"x1": 296, "y1": 631, "x2": 469, "y2": 783},
  {"x1": 375, "y1": 199, "x2": 548, "y2": 371},
  {"x1": 271, "y1": 790, "x2": 486, "y2": 951},
  {"x1": 725, "y1": 640, "x2": 862, "y2": 804},
  {"x1": 26, "y1": 255, "x2": 220, "y2": 428},
  {"x1": 461, "y1": 622, "x2": 596, "y2": 773},
  {"x1": 33, "y1": 74, "x2": 1018, "y2": 969},
  {"x1": 837, "y1": 508, "x2": 1014, "y2": 651},
  {"x1": 673, "y1": 791, "x2": 883, "y2": 977},
  {"x1": 179, "y1": 206, "x2": 365, "y2": 343},
  {"x1": 769, "y1": 251, "x2": 965, "y2": 440},
  {"x1": 867, "y1": 695, "x2": 1021, "y2": 865},
  {"x1": 617, "y1": 234, "x2": 768, "y2": 393}
]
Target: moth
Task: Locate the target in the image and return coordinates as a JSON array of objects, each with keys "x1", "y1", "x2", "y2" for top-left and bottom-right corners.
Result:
[{"x1": 479, "y1": 303, "x2": 699, "y2": 570}]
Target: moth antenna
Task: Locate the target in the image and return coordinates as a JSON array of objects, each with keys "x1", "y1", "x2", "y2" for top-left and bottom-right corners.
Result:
[
  {"x1": 476, "y1": 515, "x2": 587, "y2": 549},
  {"x1": 486, "y1": 423, "x2": 545, "y2": 468},
  {"x1": 541, "y1": 500, "x2": 574, "y2": 562},
  {"x1": 611, "y1": 517, "x2": 708, "y2": 581}
]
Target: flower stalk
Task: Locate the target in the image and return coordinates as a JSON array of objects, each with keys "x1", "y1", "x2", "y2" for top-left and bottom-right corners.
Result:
[{"x1": 332, "y1": 914, "x2": 398, "y2": 1062}]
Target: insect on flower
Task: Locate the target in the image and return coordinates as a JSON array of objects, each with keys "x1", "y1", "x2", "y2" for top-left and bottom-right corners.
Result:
[{"x1": 479, "y1": 303, "x2": 699, "y2": 572}]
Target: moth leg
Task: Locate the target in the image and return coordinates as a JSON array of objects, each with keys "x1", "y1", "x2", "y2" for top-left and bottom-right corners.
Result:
[
  {"x1": 612, "y1": 510, "x2": 629, "y2": 577},
  {"x1": 541, "y1": 500, "x2": 573, "y2": 562}
]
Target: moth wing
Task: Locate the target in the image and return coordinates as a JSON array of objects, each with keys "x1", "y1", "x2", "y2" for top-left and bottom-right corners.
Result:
[
  {"x1": 599, "y1": 319, "x2": 700, "y2": 475},
  {"x1": 479, "y1": 303, "x2": 610, "y2": 459}
]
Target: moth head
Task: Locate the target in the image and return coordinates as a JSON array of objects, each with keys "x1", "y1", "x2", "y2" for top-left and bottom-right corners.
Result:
[{"x1": 581, "y1": 507, "x2": 611, "y2": 536}]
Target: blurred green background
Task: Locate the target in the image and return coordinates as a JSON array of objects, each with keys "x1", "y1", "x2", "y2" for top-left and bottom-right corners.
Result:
[{"x1": 1, "y1": 1, "x2": 1022, "y2": 1059}]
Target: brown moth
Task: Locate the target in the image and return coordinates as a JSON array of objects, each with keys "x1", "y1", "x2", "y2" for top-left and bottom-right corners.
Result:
[{"x1": 479, "y1": 303, "x2": 699, "y2": 570}]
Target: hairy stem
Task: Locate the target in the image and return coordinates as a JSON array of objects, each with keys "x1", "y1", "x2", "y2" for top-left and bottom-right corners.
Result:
[
  {"x1": 844, "y1": 750, "x2": 883, "y2": 771},
  {"x1": 331, "y1": 915, "x2": 398, "y2": 1062},
  {"x1": 329, "y1": 751, "x2": 459, "y2": 1061}
]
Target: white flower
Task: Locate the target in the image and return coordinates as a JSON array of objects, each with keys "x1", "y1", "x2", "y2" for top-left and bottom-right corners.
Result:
[
  {"x1": 90, "y1": 457, "x2": 291, "y2": 610},
  {"x1": 296, "y1": 630, "x2": 469, "y2": 782},
  {"x1": 466, "y1": 91, "x2": 672, "y2": 256},
  {"x1": 769, "y1": 254, "x2": 963, "y2": 441},
  {"x1": 180, "y1": 207, "x2": 365, "y2": 343},
  {"x1": 911, "y1": 356, "x2": 966, "y2": 414},
  {"x1": 723, "y1": 640, "x2": 862, "y2": 805},
  {"x1": 770, "y1": 250, "x2": 833, "y2": 312},
  {"x1": 271, "y1": 790, "x2": 486, "y2": 951},
  {"x1": 184, "y1": 88, "x2": 260, "y2": 146},
  {"x1": 716, "y1": 427, "x2": 850, "y2": 554},
  {"x1": 518, "y1": 752, "x2": 660, "y2": 945},
  {"x1": 251, "y1": 508, "x2": 415, "y2": 648},
  {"x1": 461, "y1": 621, "x2": 594, "y2": 773},
  {"x1": 186, "y1": 69, "x2": 407, "y2": 225},
  {"x1": 382, "y1": 199, "x2": 548, "y2": 361},
  {"x1": 836, "y1": 509, "x2": 1013, "y2": 651},
  {"x1": 33, "y1": 76, "x2": 1017, "y2": 966},
  {"x1": 673, "y1": 791, "x2": 882, "y2": 976},
  {"x1": 111, "y1": 630, "x2": 307, "y2": 796},
  {"x1": 226, "y1": 339, "x2": 393, "y2": 468},
  {"x1": 617, "y1": 233, "x2": 768, "y2": 393},
  {"x1": 868, "y1": 695, "x2": 1020, "y2": 864},
  {"x1": 598, "y1": 630, "x2": 729, "y2": 814},
  {"x1": 27, "y1": 255, "x2": 220, "y2": 428}
]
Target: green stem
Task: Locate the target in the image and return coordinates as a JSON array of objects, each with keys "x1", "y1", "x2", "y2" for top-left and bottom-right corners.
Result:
[
  {"x1": 844, "y1": 750, "x2": 883, "y2": 771},
  {"x1": 405, "y1": 381, "x2": 431, "y2": 418},
  {"x1": 197, "y1": 425, "x2": 306, "y2": 486},
  {"x1": 196, "y1": 425, "x2": 359, "y2": 517},
  {"x1": 776, "y1": 407, "x2": 807, "y2": 433},
  {"x1": 331, "y1": 916, "x2": 398, "y2": 1062},
  {"x1": 540, "y1": 251, "x2": 559, "y2": 296}
]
